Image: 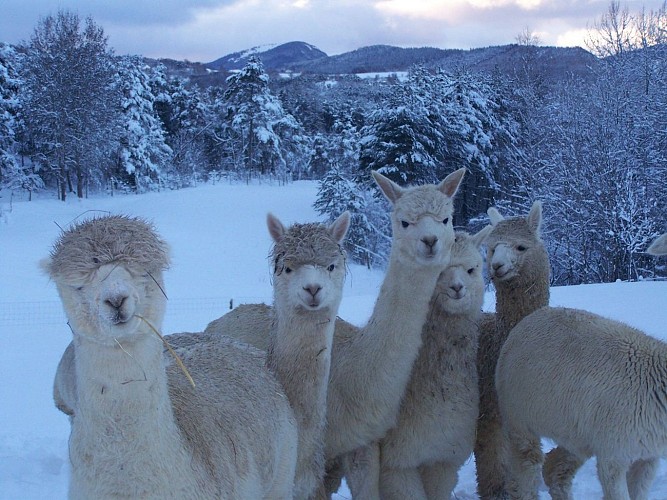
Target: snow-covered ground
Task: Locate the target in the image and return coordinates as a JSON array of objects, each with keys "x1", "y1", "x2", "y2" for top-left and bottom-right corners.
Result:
[{"x1": 1, "y1": 180, "x2": 665, "y2": 499}]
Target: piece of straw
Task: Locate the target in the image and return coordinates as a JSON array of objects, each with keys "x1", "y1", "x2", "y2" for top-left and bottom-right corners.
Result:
[{"x1": 136, "y1": 315, "x2": 196, "y2": 389}]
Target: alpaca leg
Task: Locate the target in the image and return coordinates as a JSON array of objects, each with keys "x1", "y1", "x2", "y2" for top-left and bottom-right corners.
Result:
[
  {"x1": 626, "y1": 458, "x2": 659, "y2": 500},
  {"x1": 474, "y1": 415, "x2": 509, "y2": 499},
  {"x1": 505, "y1": 430, "x2": 543, "y2": 500},
  {"x1": 380, "y1": 466, "x2": 427, "y2": 500},
  {"x1": 542, "y1": 446, "x2": 585, "y2": 500},
  {"x1": 322, "y1": 457, "x2": 344, "y2": 498},
  {"x1": 596, "y1": 458, "x2": 630, "y2": 500},
  {"x1": 420, "y1": 461, "x2": 459, "y2": 499},
  {"x1": 342, "y1": 443, "x2": 380, "y2": 500}
]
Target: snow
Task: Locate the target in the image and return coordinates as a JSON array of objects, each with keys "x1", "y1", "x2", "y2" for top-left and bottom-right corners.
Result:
[{"x1": 1, "y1": 181, "x2": 666, "y2": 499}]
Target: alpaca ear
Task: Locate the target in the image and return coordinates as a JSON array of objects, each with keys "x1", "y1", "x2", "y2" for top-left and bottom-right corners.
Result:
[
  {"x1": 647, "y1": 233, "x2": 667, "y2": 256},
  {"x1": 527, "y1": 201, "x2": 543, "y2": 235},
  {"x1": 39, "y1": 257, "x2": 53, "y2": 276},
  {"x1": 329, "y1": 211, "x2": 351, "y2": 244},
  {"x1": 372, "y1": 171, "x2": 404, "y2": 203},
  {"x1": 267, "y1": 213, "x2": 286, "y2": 243},
  {"x1": 472, "y1": 225, "x2": 494, "y2": 249},
  {"x1": 438, "y1": 168, "x2": 466, "y2": 198},
  {"x1": 487, "y1": 207, "x2": 504, "y2": 226}
]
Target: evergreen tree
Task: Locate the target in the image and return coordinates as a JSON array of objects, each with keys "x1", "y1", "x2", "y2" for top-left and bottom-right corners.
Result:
[
  {"x1": 315, "y1": 165, "x2": 390, "y2": 267},
  {"x1": 221, "y1": 56, "x2": 306, "y2": 180},
  {"x1": 0, "y1": 43, "x2": 43, "y2": 197},
  {"x1": 115, "y1": 55, "x2": 172, "y2": 192}
]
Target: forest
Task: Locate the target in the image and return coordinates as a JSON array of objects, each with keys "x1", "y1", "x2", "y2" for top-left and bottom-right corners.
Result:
[{"x1": 1, "y1": 2, "x2": 666, "y2": 285}]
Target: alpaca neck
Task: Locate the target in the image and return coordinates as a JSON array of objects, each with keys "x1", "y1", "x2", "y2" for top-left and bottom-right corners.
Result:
[
  {"x1": 71, "y1": 331, "x2": 190, "y2": 494},
  {"x1": 268, "y1": 302, "x2": 337, "y2": 426},
  {"x1": 495, "y1": 270, "x2": 549, "y2": 336},
  {"x1": 267, "y1": 300, "x2": 338, "y2": 498},
  {"x1": 327, "y1": 255, "x2": 441, "y2": 457}
]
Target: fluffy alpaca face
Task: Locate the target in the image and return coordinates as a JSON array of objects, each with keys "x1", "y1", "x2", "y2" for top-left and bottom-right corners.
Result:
[
  {"x1": 391, "y1": 186, "x2": 456, "y2": 267},
  {"x1": 55, "y1": 263, "x2": 167, "y2": 344},
  {"x1": 268, "y1": 212, "x2": 349, "y2": 314},
  {"x1": 434, "y1": 232, "x2": 486, "y2": 315},
  {"x1": 43, "y1": 215, "x2": 169, "y2": 344},
  {"x1": 372, "y1": 169, "x2": 465, "y2": 270}
]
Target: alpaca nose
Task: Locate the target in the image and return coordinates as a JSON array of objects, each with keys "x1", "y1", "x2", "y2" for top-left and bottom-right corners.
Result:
[
  {"x1": 421, "y1": 236, "x2": 438, "y2": 250},
  {"x1": 303, "y1": 285, "x2": 322, "y2": 298},
  {"x1": 105, "y1": 294, "x2": 127, "y2": 311},
  {"x1": 450, "y1": 283, "x2": 463, "y2": 293},
  {"x1": 492, "y1": 261, "x2": 504, "y2": 271}
]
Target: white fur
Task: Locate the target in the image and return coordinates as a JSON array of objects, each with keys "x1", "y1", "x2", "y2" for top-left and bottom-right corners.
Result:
[
  {"x1": 497, "y1": 306, "x2": 667, "y2": 500},
  {"x1": 48, "y1": 216, "x2": 298, "y2": 499}
]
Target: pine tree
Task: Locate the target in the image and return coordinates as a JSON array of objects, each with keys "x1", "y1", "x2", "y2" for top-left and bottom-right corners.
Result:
[
  {"x1": 115, "y1": 55, "x2": 172, "y2": 192},
  {"x1": 315, "y1": 165, "x2": 389, "y2": 267}
]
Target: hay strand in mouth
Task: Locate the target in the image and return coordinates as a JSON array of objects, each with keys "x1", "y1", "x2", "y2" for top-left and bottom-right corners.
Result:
[{"x1": 136, "y1": 315, "x2": 196, "y2": 388}]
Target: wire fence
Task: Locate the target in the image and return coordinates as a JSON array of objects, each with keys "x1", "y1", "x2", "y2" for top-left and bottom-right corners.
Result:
[{"x1": 0, "y1": 296, "x2": 270, "y2": 330}]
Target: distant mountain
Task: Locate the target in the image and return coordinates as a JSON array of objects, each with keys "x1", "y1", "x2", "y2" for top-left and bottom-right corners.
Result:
[
  {"x1": 201, "y1": 41, "x2": 598, "y2": 84},
  {"x1": 206, "y1": 41, "x2": 327, "y2": 71}
]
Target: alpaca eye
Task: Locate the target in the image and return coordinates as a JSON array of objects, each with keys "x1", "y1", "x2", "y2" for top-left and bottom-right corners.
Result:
[
  {"x1": 92, "y1": 257, "x2": 100, "y2": 264},
  {"x1": 328, "y1": 264, "x2": 336, "y2": 272},
  {"x1": 468, "y1": 268, "x2": 475, "y2": 275},
  {"x1": 284, "y1": 267, "x2": 292, "y2": 274},
  {"x1": 442, "y1": 218, "x2": 449, "y2": 225},
  {"x1": 401, "y1": 221, "x2": 409, "y2": 228},
  {"x1": 517, "y1": 245, "x2": 527, "y2": 252}
]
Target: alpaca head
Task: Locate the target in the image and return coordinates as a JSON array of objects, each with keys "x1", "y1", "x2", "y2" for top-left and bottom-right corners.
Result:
[
  {"x1": 647, "y1": 233, "x2": 667, "y2": 256},
  {"x1": 434, "y1": 226, "x2": 492, "y2": 315},
  {"x1": 485, "y1": 201, "x2": 548, "y2": 283},
  {"x1": 372, "y1": 168, "x2": 466, "y2": 268},
  {"x1": 268, "y1": 211, "x2": 350, "y2": 314},
  {"x1": 42, "y1": 215, "x2": 170, "y2": 344}
]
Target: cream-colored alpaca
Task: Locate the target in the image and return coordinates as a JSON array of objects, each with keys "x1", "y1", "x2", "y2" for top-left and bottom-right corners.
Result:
[
  {"x1": 47, "y1": 215, "x2": 298, "y2": 499},
  {"x1": 498, "y1": 306, "x2": 667, "y2": 500},
  {"x1": 345, "y1": 227, "x2": 492, "y2": 499},
  {"x1": 648, "y1": 233, "x2": 667, "y2": 256},
  {"x1": 265, "y1": 212, "x2": 350, "y2": 500},
  {"x1": 204, "y1": 169, "x2": 466, "y2": 492},
  {"x1": 474, "y1": 201, "x2": 550, "y2": 500}
]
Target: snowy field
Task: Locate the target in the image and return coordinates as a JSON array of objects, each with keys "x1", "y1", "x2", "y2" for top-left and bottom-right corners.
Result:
[{"x1": 1, "y1": 180, "x2": 666, "y2": 499}]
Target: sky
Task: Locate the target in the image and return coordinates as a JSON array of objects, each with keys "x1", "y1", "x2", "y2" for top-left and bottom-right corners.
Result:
[
  {"x1": 2, "y1": 0, "x2": 665, "y2": 63},
  {"x1": 1, "y1": 180, "x2": 666, "y2": 498}
]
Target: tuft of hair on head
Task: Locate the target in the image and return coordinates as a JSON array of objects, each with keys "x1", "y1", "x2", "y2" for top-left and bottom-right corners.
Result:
[{"x1": 42, "y1": 214, "x2": 170, "y2": 280}]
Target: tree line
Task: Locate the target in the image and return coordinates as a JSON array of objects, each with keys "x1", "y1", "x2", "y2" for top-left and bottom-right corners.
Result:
[{"x1": 1, "y1": 3, "x2": 666, "y2": 284}]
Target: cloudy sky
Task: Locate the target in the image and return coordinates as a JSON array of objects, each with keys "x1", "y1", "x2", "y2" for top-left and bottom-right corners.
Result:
[{"x1": 2, "y1": 0, "x2": 664, "y2": 63}]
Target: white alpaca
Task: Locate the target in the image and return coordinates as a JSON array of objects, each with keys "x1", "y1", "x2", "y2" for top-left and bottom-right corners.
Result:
[
  {"x1": 265, "y1": 212, "x2": 350, "y2": 500},
  {"x1": 474, "y1": 201, "x2": 551, "y2": 500},
  {"x1": 204, "y1": 168, "x2": 466, "y2": 491},
  {"x1": 647, "y1": 232, "x2": 667, "y2": 256},
  {"x1": 345, "y1": 227, "x2": 492, "y2": 499},
  {"x1": 497, "y1": 306, "x2": 667, "y2": 500},
  {"x1": 46, "y1": 215, "x2": 298, "y2": 499}
]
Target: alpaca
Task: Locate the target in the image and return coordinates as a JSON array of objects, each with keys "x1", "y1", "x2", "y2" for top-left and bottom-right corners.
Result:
[
  {"x1": 264, "y1": 211, "x2": 350, "y2": 500},
  {"x1": 204, "y1": 168, "x2": 467, "y2": 491},
  {"x1": 345, "y1": 226, "x2": 493, "y2": 499},
  {"x1": 648, "y1": 232, "x2": 667, "y2": 256},
  {"x1": 46, "y1": 215, "x2": 298, "y2": 499},
  {"x1": 474, "y1": 201, "x2": 550, "y2": 500},
  {"x1": 496, "y1": 306, "x2": 667, "y2": 500}
]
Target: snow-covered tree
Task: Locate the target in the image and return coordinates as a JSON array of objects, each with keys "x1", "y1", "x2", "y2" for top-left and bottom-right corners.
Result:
[
  {"x1": 219, "y1": 56, "x2": 306, "y2": 180},
  {"x1": 314, "y1": 164, "x2": 390, "y2": 267},
  {"x1": 21, "y1": 10, "x2": 118, "y2": 200},
  {"x1": 0, "y1": 43, "x2": 43, "y2": 197},
  {"x1": 115, "y1": 55, "x2": 172, "y2": 192}
]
